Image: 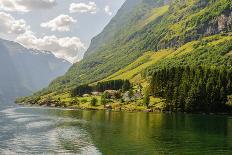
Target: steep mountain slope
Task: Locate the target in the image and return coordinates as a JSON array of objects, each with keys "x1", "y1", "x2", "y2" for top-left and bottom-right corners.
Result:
[
  {"x1": 20, "y1": 0, "x2": 232, "y2": 107},
  {"x1": 104, "y1": 34, "x2": 232, "y2": 82},
  {"x1": 0, "y1": 39, "x2": 71, "y2": 103},
  {"x1": 45, "y1": 0, "x2": 231, "y2": 92},
  {"x1": 46, "y1": 0, "x2": 171, "y2": 91},
  {"x1": 85, "y1": 0, "x2": 170, "y2": 57}
]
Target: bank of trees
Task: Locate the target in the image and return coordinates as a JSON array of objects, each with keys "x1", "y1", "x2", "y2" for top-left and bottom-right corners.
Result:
[
  {"x1": 149, "y1": 66, "x2": 232, "y2": 112},
  {"x1": 71, "y1": 80, "x2": 131, "y2": 97},
  {"x1": 96, "y1": 80, "x2": 131, "y2": 92},
  {"x1": 71, "y1": 85, "x2": 92, "y2": 97}
]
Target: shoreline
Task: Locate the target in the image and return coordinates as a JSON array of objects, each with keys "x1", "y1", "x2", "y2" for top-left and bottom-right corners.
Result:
[{"x1": 17, "y1": 103, "x2": 232, "y2": 115}]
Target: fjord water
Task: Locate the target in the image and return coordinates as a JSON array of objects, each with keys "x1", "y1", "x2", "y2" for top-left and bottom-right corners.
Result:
[{"x1": 0, "y1": 105, "x2": 232, "y2": 154}]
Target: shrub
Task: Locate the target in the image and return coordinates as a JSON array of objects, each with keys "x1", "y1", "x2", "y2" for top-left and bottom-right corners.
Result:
[
  {"x1": 90, "y1": 97, "x2": 98, "y2": 106},
  {"x1": 143, "y1": 93, "x2": 150, "y2": 109},
  {"x1": 81, "y1": 99, "x2": 88, "y2": 104},
  {"x1": 100, "y1": 94, "x2": 108, "y2": 106}
]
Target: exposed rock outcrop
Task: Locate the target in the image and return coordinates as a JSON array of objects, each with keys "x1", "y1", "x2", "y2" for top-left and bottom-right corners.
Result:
[{"x1": 206, "y1": 12, "x2": 232, "y2": 35}]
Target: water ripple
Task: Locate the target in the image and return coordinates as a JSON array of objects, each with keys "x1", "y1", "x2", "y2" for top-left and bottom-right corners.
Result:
[{"x1": 0, "y1": 107, "x2": 101, "y2": 154}]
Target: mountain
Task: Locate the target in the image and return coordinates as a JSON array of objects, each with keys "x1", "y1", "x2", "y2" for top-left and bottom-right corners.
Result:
[
  {"x1": 18, "y1": 0, "x2": 232, "y2": 112},
  {"x1": 41, "y1": 0, "x2": 231, "y2": 90},
  {"x1": 42, "y1": 0, "x2": 171, "y2": 90},
  {"x1": 0, "y1": 39, "x2": 71, "y2": 103}
]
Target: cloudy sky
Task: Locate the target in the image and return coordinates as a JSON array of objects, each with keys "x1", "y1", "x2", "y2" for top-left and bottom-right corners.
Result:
[{"x1": 0, "y1": 0, "x2": 126, "y2": 63}]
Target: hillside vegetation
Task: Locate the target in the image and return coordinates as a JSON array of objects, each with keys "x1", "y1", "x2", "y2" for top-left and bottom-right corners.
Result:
[
  {"x1": 17, "y1": 0, "x2": 232, "y2": 112},
  {"x1": 104, "y1": 50, "x2": 172, "y2": 83},
  {"x1": 104, "y1": 34, "x2": 232, "y2": 81},
  {"x1": 45, "y1": 0, "x2": 231, "y2": 91},
  {"x1": 17, "y1": 33, "x2": 232, "y2": 112}
]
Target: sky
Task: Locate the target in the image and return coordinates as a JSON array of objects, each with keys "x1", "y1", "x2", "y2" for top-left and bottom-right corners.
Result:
[{"x1": 0, "y1": 0, "x2": 126, "y2": 63}]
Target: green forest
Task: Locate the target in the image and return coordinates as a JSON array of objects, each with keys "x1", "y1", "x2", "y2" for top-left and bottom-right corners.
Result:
[
  {"x1": 71, "y1": 80, "x2": 131, "y2": 97},
  {"x1": 149, "y1": 66, "x2": 232, "y2": 112}
]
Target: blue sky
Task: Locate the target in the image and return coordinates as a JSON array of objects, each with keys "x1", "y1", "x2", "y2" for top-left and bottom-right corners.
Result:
[{"x1": 0, "y1": 0, "x2": 126, "y2": 62}]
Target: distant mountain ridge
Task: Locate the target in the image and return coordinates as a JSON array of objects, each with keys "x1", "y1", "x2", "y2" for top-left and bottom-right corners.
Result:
[{"x1": 0, "y1": 39, "x2": 71, "y2": 103}]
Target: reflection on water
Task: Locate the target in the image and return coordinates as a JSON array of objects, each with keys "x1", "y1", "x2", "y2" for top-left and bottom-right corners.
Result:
[
  {"x1": 0, "y1": 107, "x2": 100, "y2": 154},
  {"x1": 0, "y1": 106, "x2": 232, "y2": 154}
]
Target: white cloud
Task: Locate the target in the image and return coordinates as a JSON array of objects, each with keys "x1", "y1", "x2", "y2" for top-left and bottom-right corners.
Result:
[
  {"x1": 0, "y1": 9, "x2": 84, "y2": 63},
  {"x1": 16, "y1": 32, "x2": 86, "y2": 63},
  {"x1": 69, "y1": 2, "x2": 97, "y2": 14},
  {"x1": 104, "y1": 5, "x2": 112, "y2": 16},
  {"x1": 0, "y1": 0, "x2": 56, "y2": 12},
  {"x1": 0, "y1": 11, "x2": 29, "y2": 34},
  {"x1": 41, "y1": 14, "x2": 76, "y2": 32}
]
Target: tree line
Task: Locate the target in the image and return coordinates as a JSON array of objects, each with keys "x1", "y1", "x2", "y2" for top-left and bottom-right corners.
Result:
[
  {"x1": 71, "y1": 84, "x2": 93, "y2": 97},
  {"x1": 149, "y1": 66, "x2": 232, "y2": 112},
  {"x1": 95, "y1": 80, "x2": 131, "y2": 92},
  {"x1": 71, "y1": 80, "x2": 131, "y2": 97}
]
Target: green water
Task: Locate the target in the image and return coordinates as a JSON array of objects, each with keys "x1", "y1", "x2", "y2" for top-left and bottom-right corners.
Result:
[
  {"x1": 75, "y1": 111, "x2": 232, "y2": 154},
  {"x1": 1, "y1": 106, "x2": 232, "y2": 154}
]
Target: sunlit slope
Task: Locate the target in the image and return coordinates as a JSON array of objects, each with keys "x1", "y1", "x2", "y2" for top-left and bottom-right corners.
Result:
[
  {"x1": 140, "y1": 5, "x2": 169, "y2": 28},
  {"x1": 147, "y1": 34, "x2": 232, "y2": 71},
  {"x1": 104, "y1": 34, "x2": 232, "y2": 83},
  {"x1": 104, "y1": 50, "x2": 172, "y2": 82}
]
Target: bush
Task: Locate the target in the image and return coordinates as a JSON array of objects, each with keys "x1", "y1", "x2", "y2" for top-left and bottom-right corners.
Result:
[
  {"x1": 70, "y1": 98, "x2": 79, "y2": 106},
  {"x1": 81, "y1": 99, "x2": 88, "y2": 104},
  {"x1": 143, "y1": 93, "x2": 150, "y2": 109},
  {"x1": 90, "y1": 97, "x2": 98, "y2": 106},
  {"x1": 101, "y1": 94, "x2": 108, "y2": 106}
]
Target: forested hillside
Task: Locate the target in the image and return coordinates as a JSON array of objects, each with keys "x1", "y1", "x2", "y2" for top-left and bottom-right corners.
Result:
[
  {"x1": 44, "y1": 0, "x2": 231, "y2": 92},
  {"x1": 43, "y1": 0, "x2": 171, "y2": 91},
  {"x1": 18, "y1": 0, "x2": 232, "y2": 112}
]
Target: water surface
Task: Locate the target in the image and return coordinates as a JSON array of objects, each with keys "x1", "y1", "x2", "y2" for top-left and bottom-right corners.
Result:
[{"x1": 0, "y1": 105, "x2": 232, "y2": 154}]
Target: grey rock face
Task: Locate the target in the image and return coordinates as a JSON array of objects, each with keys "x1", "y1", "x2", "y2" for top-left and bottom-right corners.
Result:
[{"x1": 205, "y1": 12, "x2": 232, "y2": 35}]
